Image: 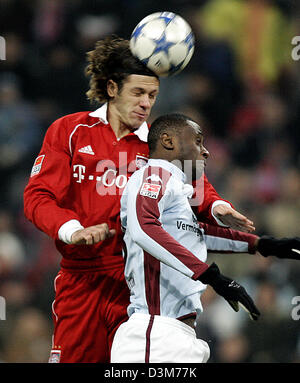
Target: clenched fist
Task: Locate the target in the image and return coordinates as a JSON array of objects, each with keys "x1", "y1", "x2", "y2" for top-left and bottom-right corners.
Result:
[{"x1": 71, "y1": 223, "x2": 116, "y2": 245}]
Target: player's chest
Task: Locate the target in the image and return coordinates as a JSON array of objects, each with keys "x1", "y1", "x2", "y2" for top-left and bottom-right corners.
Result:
[
  {"x1": 163, "y1": 191, "x2": 204, "y2": 240},
  {"x1": 70, "y1": 128, "x2": 149, "y2": 188},
  {"x1": 165, "y1": 195, "x2": 196, "y2": 223}
]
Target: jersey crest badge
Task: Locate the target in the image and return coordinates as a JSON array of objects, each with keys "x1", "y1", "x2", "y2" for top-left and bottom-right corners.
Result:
[
  {"x1": 140, "y1": 182, "x2": 161, "y2": 199},
  {"x1": 30, "y1": 155, "x2": 45, "y2": 177}
]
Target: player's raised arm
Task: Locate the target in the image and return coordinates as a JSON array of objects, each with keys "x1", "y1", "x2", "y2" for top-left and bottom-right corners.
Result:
[{"x1": 192, "y1": 175, "x2": 255, "y2": 233}]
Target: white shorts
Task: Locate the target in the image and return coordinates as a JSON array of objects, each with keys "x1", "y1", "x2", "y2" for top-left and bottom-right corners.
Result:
[{"x1": 111, "y1": 313, "x2": 210, "y2": 363}]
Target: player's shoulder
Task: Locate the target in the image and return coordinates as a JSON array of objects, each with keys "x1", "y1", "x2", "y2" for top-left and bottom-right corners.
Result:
[
  {"x1": 128, "y1": 165, "x2": 148, "y2": 184},
  {"x1": 52, "y1": 111, "x2": 100, "y2": 128},
  {"x1": 135, "y1": 163, "x2": 176, "y2": 192},
  {"x1": 145, "y1": 163, "x2": 174, "y2": 184},
  {"x1": 46, "y1": 111, "x2": 104, "y2": 140},
  {"x1": 124, "y1": 165, "x2": 150, "y2": 194}
]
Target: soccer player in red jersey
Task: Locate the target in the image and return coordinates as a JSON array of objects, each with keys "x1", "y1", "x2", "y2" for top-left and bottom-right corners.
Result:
[{"x1": 23, "y1": 36, "x2": 255, "y2": 363}]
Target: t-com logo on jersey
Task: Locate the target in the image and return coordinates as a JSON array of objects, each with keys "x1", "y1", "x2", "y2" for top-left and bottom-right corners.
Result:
[
  {"x1": 72, "y1": 152, "x2": 149, "y2": 195},
  {"x1": 73, "y1": 164, "x2": 128, "y2": 195}
]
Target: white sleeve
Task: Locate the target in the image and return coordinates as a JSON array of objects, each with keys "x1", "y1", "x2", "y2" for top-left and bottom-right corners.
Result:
[
  {"x1": 211, "y1": 200, "x2": 231, "y2": 227},
  {"x1": 200, "y1": 222, "x2": 258, "y2": 254}
]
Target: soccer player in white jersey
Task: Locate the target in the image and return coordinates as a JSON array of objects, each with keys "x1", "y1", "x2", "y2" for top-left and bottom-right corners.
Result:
[
  {"x1": 112, "y1": 113, "x2": 300, "y2": 363},
  {"x1": 111, "y1": 114, "x2": 260, "y2": 363}
]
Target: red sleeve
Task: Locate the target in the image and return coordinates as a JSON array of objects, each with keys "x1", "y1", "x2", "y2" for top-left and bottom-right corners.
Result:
[
  {"x1": 23, "y1": 117, "x2": 80, "y2": 240},
  {"x1": 200, "y1": 222, "x2": 258, "y2": 254},
  {"x1": 192, "y1": 174, "x2": 233, "y2": 224}
]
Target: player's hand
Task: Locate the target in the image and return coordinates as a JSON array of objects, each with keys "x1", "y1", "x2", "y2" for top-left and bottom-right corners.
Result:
[
  {"x1": 71, "y1": 223, "x2": 116, "y2": 245},
  {"x1": 198, "y1": 263, "x2": 260, "y2": 321},
  {"x1": 257, "y1": 236, "x2": 300, "y2": 260},
  {"x1": 213, "y1": 205, "x2": 255, "y2": 233}
]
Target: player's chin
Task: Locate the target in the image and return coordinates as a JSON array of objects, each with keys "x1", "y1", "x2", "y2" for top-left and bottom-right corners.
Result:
[{"x1": 131, "y1": 114, "x2": 148, "y2": 127}]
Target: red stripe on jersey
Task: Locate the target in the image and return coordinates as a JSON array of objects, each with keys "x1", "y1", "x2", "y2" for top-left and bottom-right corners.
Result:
[
  {"x1": 145, "y1": 315, "x2": 155, "y2": 363},
  {"x1": 200, "y1": 222, "x2": 258, "y2": 254},
  {"x1": 136, "y1": 166, "x2": 209, "y2": 282},
  {"x1": 144, "y1": 250, "x2": 161, "y2": 315}
]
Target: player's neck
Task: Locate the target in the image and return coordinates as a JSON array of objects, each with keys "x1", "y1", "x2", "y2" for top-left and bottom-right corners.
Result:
[
  {"x1": 107, "y1": 104, "x2": 131, "y2": 140},
  {"x1": 111, "y1": 120, "x2": 131, "y2": 140},
  {"x1": 151, "y1": 152, "x2": 181, "y2": 167}
]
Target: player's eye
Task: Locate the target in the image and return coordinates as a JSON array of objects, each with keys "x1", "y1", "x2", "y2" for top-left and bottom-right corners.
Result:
[{"x1": 132, "y1": 89, "x2": 143, "y2": 97}]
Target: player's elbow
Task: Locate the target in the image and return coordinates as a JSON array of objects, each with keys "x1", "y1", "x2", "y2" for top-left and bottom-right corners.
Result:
[
  {"x1": 23, "y1": 184, "x2": 38, "y2": 222},
  {"x1": 23, "y1": 191, "x2": 33, "y2": 222},
  {"x1": 129, "y1": 227, "x2": 141, "y2": 244},
  {"x1": 129, "y1": 225, "x2": 148, "y2": 247}
]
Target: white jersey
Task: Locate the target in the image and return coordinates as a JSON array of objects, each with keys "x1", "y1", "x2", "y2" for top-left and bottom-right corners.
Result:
[{"x1": 120, "y1": 159, "x2": 257, "y2": 321}]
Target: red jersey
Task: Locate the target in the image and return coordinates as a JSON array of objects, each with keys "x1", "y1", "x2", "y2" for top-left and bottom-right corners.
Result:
[{"x1": 24, "y1": 104, "x2": 231, "y2": 271}]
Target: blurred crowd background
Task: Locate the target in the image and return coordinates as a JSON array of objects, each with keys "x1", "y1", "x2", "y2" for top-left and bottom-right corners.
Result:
[{"x1": 0, "y1": 0, "x2": 299, "y2": 363}]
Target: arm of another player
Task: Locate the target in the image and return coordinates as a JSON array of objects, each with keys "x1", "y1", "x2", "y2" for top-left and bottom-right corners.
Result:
[
  {"x1": 201, "y1": 223, "x2": 300, "y2": 260},
  {"x1": 212, "y1": 203, "x2": 255, "y2": 233},
  {"x1": 192, "y1": 174, "x2": 255, "y2": 233},
  {"x1": 57, "y1": 219, "x2": 116, "y2": 245},
  {"x1": 70, "y1": 224, "x2": 116, "y2": 245}
]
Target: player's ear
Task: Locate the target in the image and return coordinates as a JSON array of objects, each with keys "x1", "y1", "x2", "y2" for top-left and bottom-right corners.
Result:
[
  {"x1": 160, "y1": 132, "x2": 174, "y2": 150},
  {"x1": 107, "y1": 79, "x2": 118, "y2": 98}
]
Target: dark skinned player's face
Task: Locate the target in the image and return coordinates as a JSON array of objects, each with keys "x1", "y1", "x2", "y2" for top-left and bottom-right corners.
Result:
[{"x1": 178, "y1": 121, "x2": 209, "y2": 181}]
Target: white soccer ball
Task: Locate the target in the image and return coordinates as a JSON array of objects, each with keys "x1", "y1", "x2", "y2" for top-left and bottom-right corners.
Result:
[{"x1": 130, "y1": 11, "x2": 195, "y2": 77}]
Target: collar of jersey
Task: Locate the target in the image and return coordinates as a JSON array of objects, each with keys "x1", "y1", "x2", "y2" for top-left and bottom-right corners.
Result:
[
  {"x1": 147, "y1": 159, "x2": 186, "y2": 183},
  {"x1": 89, "y1": 103, "x2": 148, "y2": 142}
]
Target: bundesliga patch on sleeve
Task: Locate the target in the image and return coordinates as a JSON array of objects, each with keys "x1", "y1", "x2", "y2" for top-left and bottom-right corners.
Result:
[
  {"x1": 30, "y1": 155, "x2": 45, "y2": 177},
  {"x1": 140, "y1": 182, "x2": 161, "y2": 199}
]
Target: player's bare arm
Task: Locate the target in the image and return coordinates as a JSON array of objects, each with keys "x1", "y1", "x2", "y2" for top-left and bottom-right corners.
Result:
[
  {"x1": 213, "y1": 204, "x2": 255, "y2": 233},
  {"x1": 71, "y1": 223, "x2": 116, "y2": 245}
]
